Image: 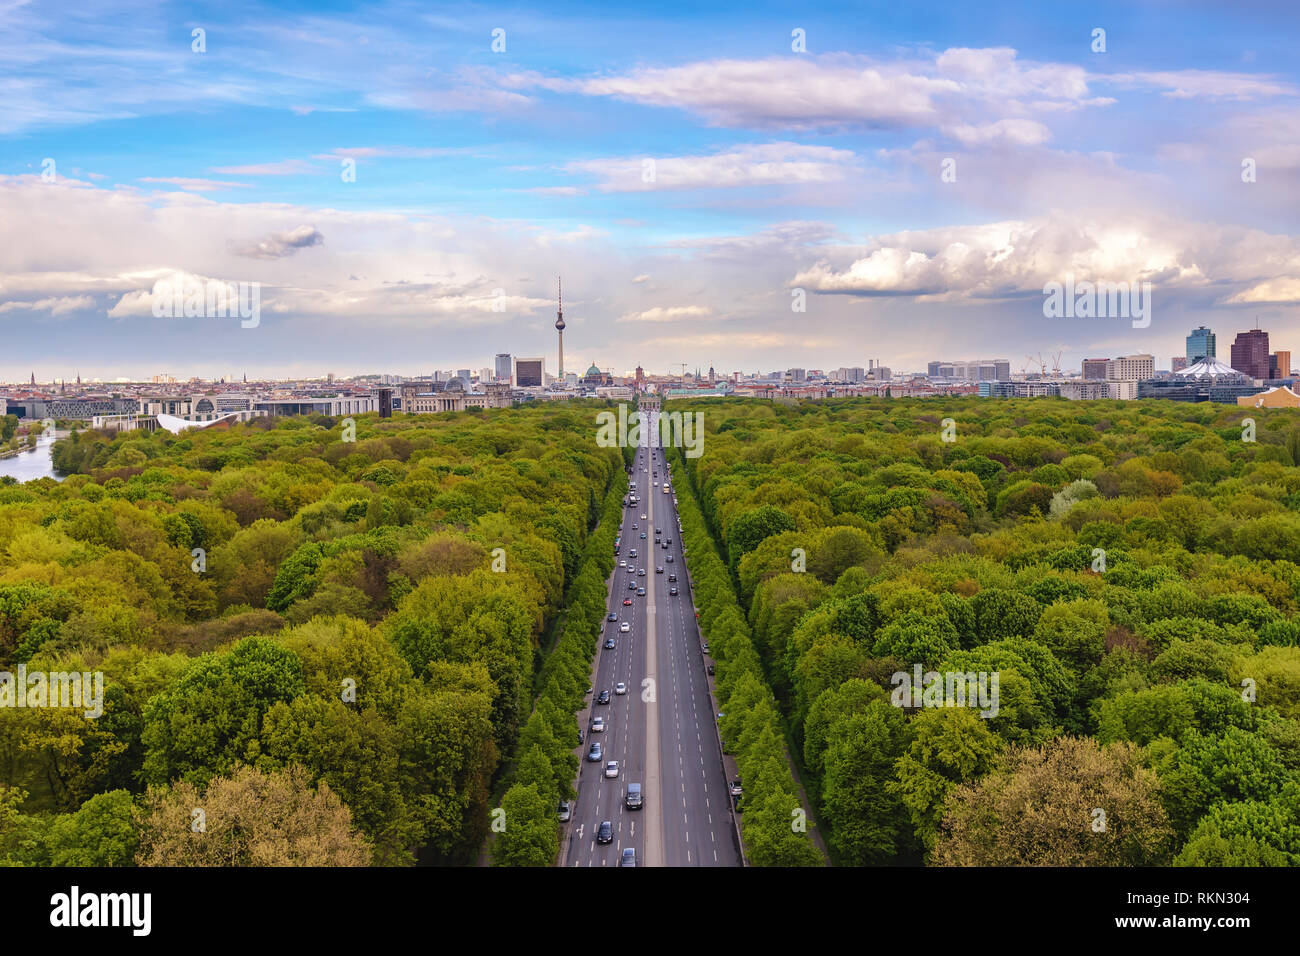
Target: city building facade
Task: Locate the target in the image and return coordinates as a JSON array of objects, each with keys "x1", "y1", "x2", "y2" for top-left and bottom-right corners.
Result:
[
  {"x1": 1230, "y1": 328, "x2": 1270, "y2": 379},
  {"x1": 1186, "y1": 326, "x2": 1216, "y2": 364}
]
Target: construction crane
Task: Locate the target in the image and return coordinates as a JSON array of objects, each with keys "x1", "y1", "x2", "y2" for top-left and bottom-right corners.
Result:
[
  {"x1": 1024, "y1": 355, "x2": 1039, "y2": 379},
  {"x1": 1035, "y1": 352, "x2": 1049, "y2": 378},
  {"x1": 1051, "y1": 349, "x2": 1064, "y2": 378}
]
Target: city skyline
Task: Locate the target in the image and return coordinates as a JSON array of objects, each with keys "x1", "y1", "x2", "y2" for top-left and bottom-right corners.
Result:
[
  {"x1": 3, "y1": 313, "x2": 1289, "y2": 386},
  {"x1": 2, "y1": 0, "x2": 1298, "y2": 380}
]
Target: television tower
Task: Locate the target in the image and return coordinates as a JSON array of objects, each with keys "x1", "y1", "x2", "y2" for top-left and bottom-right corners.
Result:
[{"x1": 555, "y1": 277, "x2": 566, "y2": 382}]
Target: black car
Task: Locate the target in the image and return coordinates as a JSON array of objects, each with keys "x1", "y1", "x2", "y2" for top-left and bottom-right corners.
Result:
[
  {"x1": 604, "y1": 638, "x2": 615, "y2": 649},
  {"x1": 669, "y1": 586, "x2": 678, "y2": 595},
  {"x1": 597, "y1": 821, "x2": 614, "y2": 845},
  {"x1": 668, "y1": 574, "x2": 676, "y2": 582},
  {"x1": 597, "y1": 690, "x2": 611, "y2": 704}
]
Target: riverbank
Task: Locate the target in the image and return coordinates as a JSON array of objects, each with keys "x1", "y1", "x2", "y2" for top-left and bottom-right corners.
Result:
[{"x1": 0, "y1": 430, "x2": 67, "y2": 482}]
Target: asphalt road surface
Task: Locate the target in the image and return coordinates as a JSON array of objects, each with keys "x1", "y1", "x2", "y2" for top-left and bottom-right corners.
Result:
[{"x1": 563, "y1": 421, "x2": 742, "y2": 867}]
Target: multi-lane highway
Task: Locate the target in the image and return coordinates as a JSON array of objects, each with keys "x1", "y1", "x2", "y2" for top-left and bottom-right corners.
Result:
[{"x1": 563, "y1": 420, "x2": 742, "y2": 867}]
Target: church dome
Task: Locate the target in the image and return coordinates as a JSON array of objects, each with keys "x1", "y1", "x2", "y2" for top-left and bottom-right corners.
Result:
[{"x1": 586, "y1": 363, "x2": 602, "y2": 377}]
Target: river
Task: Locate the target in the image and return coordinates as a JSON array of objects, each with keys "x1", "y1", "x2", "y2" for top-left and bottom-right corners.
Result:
[{"x1": 0, "y1": 431, "x2": 66, "y2": 482}]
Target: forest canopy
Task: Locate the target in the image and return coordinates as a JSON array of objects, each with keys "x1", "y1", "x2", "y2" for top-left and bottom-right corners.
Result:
[
  {"x1": 0, "y1": 404, "x2": 623, "y2": 866},
  {"x1": 666, "y1": 395, "x2": 1300, "y2": 867}
]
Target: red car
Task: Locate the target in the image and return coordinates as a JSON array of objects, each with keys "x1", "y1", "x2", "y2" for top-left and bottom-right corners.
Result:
[{"x1": 623, "y1": 598, "x2": 633, "y2": 606}]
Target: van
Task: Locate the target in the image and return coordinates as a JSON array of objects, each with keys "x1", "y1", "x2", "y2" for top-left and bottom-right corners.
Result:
[{"x1": 625, "y1": 783, "x2": 643, "y2": 810}]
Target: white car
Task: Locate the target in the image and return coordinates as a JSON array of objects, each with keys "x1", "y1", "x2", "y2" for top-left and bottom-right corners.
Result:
[
  {"x1": 591, "y1": 716, "x2": 605, "y2": 733},
  {"x1": 619, "y1": 622, "x2": 630, "y2": 633},
  {"x1": 619, "y1": 560, "x2": 626, "y2": 568},
  {"x1": 614, "y1": 682, "x2": 628, "y2": 695},
  {"x1": 605, "y1": 760, "x2": 619, "y2": 779},
  {"x1": 640, "y1": 514, "x2": 647, "y2": 520}
]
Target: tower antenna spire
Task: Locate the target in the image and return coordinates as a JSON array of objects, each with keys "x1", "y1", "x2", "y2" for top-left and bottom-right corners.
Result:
[{"x1": 554, "y1": 276, "x2": 566, "y2": 383}]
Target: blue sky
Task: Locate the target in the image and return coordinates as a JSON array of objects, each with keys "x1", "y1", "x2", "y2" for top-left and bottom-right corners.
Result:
[{"x1": 1, "y1": 0, "x2": 1298, "y2": 381}]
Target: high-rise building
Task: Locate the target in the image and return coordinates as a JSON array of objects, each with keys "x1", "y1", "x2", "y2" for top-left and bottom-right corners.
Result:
[
  {"x1": 1230, "y1": 328, "x2": 1269, "y2": 379},
  {"x1": 1270, "y1": 350, "x2": 1291, "y2": 379},
  {"x1": 495, "y1": 353, "x2": 512, "y2": 382},
  {"x1": 1106, "y1": 354, "x2": 1154, "y2": 381},
  {"x1": 457, "y1": 369, "x2": 471, "y2": 383},
  {"x1": 514, "y1": 357, "x2": 545, "y2": 388},
  {"x1": 1082, "y1": 358, "x2": 1110, "y2": 380},
  {"x1": 1186, "y1": 326, "x2": 1216, "y2": 364}
]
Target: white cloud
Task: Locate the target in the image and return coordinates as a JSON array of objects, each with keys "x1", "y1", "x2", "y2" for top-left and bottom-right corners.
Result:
[
  {"x1": 140, "y1": 177, "x2": 253, "y2": 191},
  {"x1": 1104, "y1": 70, "x2": 1297, "y2": 101},
  {"x1": 619, "y1": 305, "x2": 715, "y2": 323},
  {"x1": 943, "y1": 118, "x2": 1051, "y2": 147},
  {"x1": 1227, "y1": 277, "x2": 1300, "y2": 304},
  {"x1": 566, "y1": 142, "x2": 859, "y2": 192},
  {"x1": 210, "y1": 159, "x2": 318, "y2": 176},
  {"x1": 0, "y1": 295, "x2": 95, "y2": 316},
  {"x1": 791, "y1": 217, "x2": 1300, "y2": 299},
  {"x1": 229, "y1": 225, "x2": 324, "y2": 259},
  {"x1": 311, "y1": 146, "x2": 477, "y2": 160},
  {"x1": 522, "y1": 186, "x2": 585, "y2": 196},
  {"x1": 504, "y1": 48, "x2": 1110, "y2": 144}
]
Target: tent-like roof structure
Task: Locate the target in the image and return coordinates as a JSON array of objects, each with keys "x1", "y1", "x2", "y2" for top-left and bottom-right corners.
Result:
[
  {"x1": 156, "y1": 413, "x2": 238, "y2": 434},
  {"x1": 1172, "y1": 357, "x2": 1251, "y2": 381}
]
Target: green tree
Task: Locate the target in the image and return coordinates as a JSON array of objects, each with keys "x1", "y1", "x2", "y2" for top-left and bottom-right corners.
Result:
[{"x1": 491, "y1": 782, "x2": 558, "y2": 867}]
